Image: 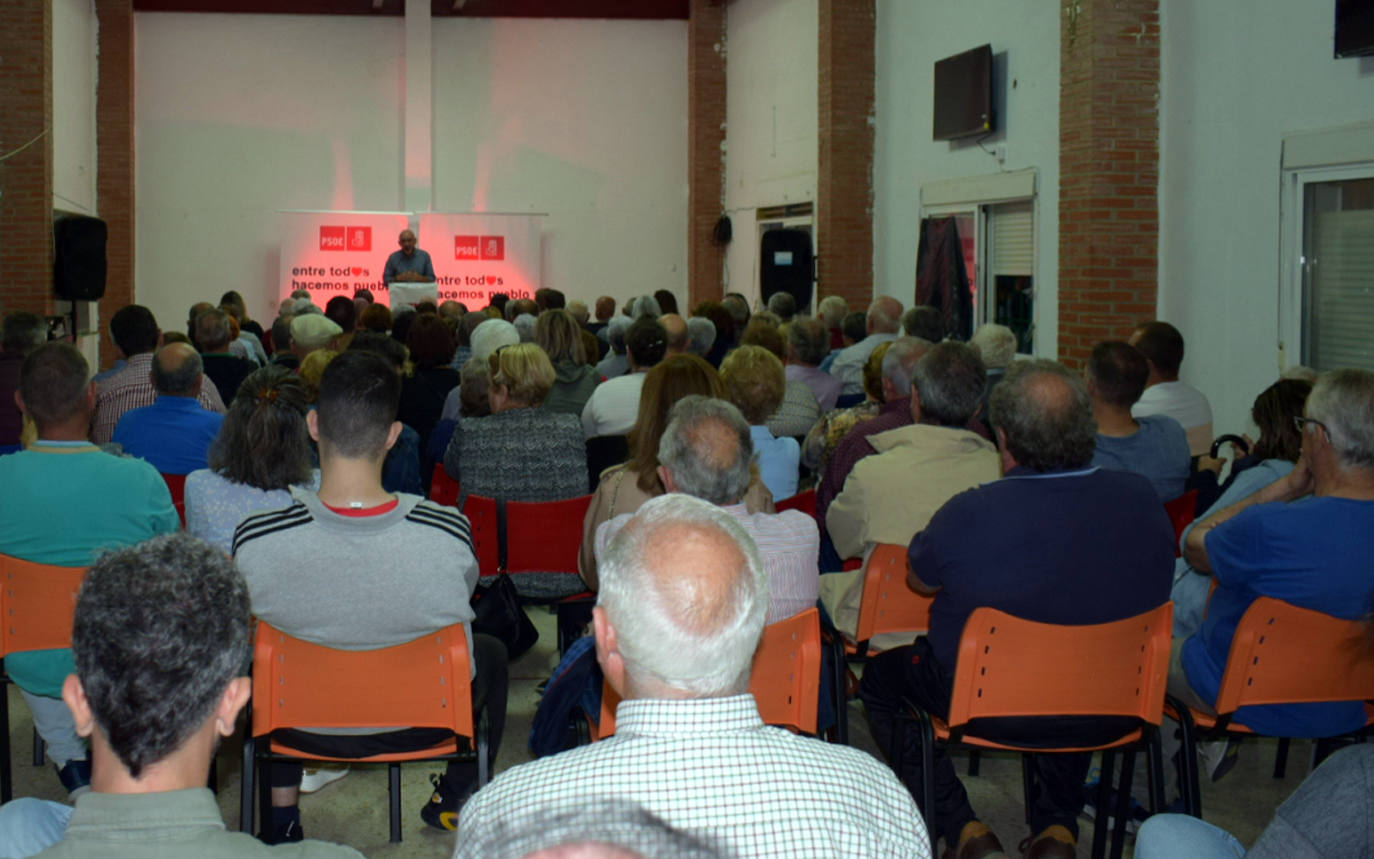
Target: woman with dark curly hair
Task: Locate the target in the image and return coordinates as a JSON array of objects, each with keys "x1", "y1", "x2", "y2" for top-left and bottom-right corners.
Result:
[{"x1": 183, "y1": 365, "x2": 319, "y2": 555}]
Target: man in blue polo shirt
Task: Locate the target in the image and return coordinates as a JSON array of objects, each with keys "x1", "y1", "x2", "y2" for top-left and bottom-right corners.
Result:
[
  {"x1": 860, "y1": 360, "x2": 1173, "y2": 859},
  {"x1": 0, "y1": 343, "x2": 180, "y2": 797},
  {"x1": 111, "y1": 343, "x2": 225, "y2": 475},
  {"x1": 1178, "y1": 368, "x2": 1374, "y2": 738},
  {"x1": 383, "y1": 229, "x2": 435, "y2": 284}
]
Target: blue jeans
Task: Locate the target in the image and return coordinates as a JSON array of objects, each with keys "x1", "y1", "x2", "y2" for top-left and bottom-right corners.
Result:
[
  {"x1": 0, "y1": 798, "x2": 72, "y2": 857},
  {"x1": 1135, "y1": 814, "x2": 1245, "y2": 859}
]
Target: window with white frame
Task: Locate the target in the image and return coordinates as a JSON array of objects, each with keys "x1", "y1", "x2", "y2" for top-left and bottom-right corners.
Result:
[{"x1": 1280, "y1": 124, "x2": 1374, "y2": 373}]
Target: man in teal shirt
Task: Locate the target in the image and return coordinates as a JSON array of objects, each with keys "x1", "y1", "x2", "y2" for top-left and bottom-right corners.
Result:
[{"x1": 0, "y1": 343, "x2": 179, "y2": 795}]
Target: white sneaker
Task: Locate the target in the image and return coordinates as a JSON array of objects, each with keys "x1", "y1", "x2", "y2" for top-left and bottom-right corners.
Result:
[{"x1": 299, "y1": 765, "x2": 350, "y2": 794}]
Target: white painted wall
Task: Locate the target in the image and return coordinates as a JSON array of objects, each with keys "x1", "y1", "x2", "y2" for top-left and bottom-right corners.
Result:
[
  {"x1": 723, "y1": 0, "x2": 818, "y2": 308},
  {"x1": 1159, "y1": 0, "x2": 1374, "y2": 436},
  {"x1": 135, "y1": 13, "x2": 404, "y2": 332},
  {"x1": 431, "y1": 17, "x2": 688, "y2": 311},
  {"x1": 873, "y1": 0, "x2": 1059, "y2": 354},
  {"x1": 53, "y1": 0, "x2": 98, "y2": 217}
]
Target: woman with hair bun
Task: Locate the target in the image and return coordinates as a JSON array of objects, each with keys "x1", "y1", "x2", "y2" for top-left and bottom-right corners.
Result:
[{"x1": 183, "y1": 365, "x2": 320, "y2": 555}]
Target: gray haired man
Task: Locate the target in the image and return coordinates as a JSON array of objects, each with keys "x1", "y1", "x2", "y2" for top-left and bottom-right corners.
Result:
[{"x1": 456, "y1": 493, "x2": 930, "y2": 859}]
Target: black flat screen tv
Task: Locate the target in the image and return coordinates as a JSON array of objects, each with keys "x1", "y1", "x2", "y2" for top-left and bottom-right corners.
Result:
[
  {"x1": 1335, "y1": 0, "x2": 1374, "y2": 57},
  {"x1": 933, "y1": 44, "x2": 994, "y2": 141}
]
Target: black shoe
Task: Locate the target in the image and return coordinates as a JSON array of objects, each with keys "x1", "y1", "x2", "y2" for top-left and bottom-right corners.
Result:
[
  {"x1": 56, "y1": 759, "x2": 91, "y2": 795},
  {"x1": 419, "y1": 773, "x2": 461, "y2": 832},
  {"x1": 260, "y1": 818, "x2": 304, "y2": 845}
]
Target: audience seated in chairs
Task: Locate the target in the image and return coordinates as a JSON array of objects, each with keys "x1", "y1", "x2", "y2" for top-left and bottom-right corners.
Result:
[
  {"x1": 1170, "y1": 369, "x2": 1374, "y2": 773},
  {"x1": 193, "y1": 308, "x2": 256, "y2": 405},
  {"x1": 397, "y1": 313, "x2": 461, "y2": 460},
  {"x1": 537, "y1": 309, "x2": 600, "y2": 418},
  {"x1": 456, "y1": 494, "x2": 930, "y2": 859},
  {"x1": 444, "y1": 342, "x2": 586, "y2": 503},
  {"x1": 184, "y1": 365, "x2": 320, "y2": 556},
  {"x1": 1171, "y1": 378, "x2": 1311, "y2": 641},
  {"x1": 786, "y1": 317, "x2": 844, "y2": 413},
  {"x1": 1087, "y1": 340, "x2": 1192, "y2": 502},
  {"x1": 1131, "y1": 320, "x2": 1214, "y2": 457},
  {"x1": 739, "y1": 320, "x2": 822, "y2": 440},
  {"x1": 0, "y1": 343, "x2": 181, "y2": 798},
  {"x1": 828, "y1": 296, "x2": 903, "y2": 396},
  {"x1": 580, "y1": 354, "x2": 774, "y2": 592},
  {"x1": 582, "y1": 316, "x2": 668, "y2": 438},
  {"x1": 859, "y1": 359, "x2": 1174, "y2": 859},
  {"x1": 801, "y1": 339, "x2": 893, "y2": 476},
  {"x1": 0, "y1": 534, "x2": 362, "y2": 858},
  {"x1": 233, "y1": 350, "x2": 504, "y2": 839}
]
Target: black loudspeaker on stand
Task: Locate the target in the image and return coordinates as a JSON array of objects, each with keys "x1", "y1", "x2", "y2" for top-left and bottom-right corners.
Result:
[
  {"x1": 760, "y1": 228, "x2": 814, "y2": 313},
  {"x1": 53, "y1": 215, "x2": 108, "y2": 302}
]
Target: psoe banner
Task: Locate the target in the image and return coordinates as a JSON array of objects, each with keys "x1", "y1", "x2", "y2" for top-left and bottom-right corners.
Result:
[
  {"x1": 419, "y1": 213, "x2": 542, "y2": 307},
  {"x1": 279, "y1": 210, "x2": 411, "y2": 306}
]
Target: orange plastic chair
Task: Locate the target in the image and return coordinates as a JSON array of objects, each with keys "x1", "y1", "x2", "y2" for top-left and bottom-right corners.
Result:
[
  {"x1": 849, "y1": 544, "x2": 933, "y2": 658},
  {"x1": 593, "y1": 608, "x2": 824, "y2": 740},
  {"x1": 0, "y1": 555, "x2": 88, "y2": 803},
  {"x1": 160, "y1": 472, "x2": 188, "y2": 526},
  {"x1": 1169, "y1": 597, "x2": 1374, "y2": 818},
  {"x1": 775, "y1": 488, "x2": 817, "y2": 521},
  {"x1": 903, "y1": 603, "x2": 1174, "y2": 859},
  {"x1": 1163, "y1": 489, "x2": 1199, "y2": 557},
  {"x1": 429, "y1": 464, "x2": 461, "y2": 508},
  {"x1": 240, "y1": 622, "x2": 485, "y2": 843}
]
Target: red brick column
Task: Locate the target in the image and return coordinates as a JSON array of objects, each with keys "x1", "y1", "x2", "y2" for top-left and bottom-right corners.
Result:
[
  {"x1": 96, "y1": 0, "x2": 135, "y2": 368},
  {"x1": 817, "y1": 0, "x2": 875, "y2": 312},
  {"x1": 686, "y1": 0, "x2": 726, "y2": 310},
  {"x1": 0, "y1": 0, "x2": 55, "y2": 317},
  {"x1": 1057, "y1": 0, "x2": 1160, "y2": 367}
]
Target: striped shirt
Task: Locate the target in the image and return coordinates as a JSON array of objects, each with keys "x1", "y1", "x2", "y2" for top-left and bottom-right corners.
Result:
[
  {"x1": 454, "y1": 695, "x2": 930, "y2": 859},
  {"x1": 90, "y1": 353, "x2": 225, "y2": 444}
]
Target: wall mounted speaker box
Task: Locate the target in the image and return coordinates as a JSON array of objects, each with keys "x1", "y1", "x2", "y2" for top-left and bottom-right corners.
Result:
[
  {"x1": 760, "y1": 228, "x2": 813, "y2": 312},
  {"x1": 53, "y1": 215, "x2": 108, "y2": 302}
]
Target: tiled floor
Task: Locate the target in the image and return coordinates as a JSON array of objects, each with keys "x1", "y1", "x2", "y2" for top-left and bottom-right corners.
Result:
[{"x1": 7, "y1": 607, "x2": 1307, "y2": 857}]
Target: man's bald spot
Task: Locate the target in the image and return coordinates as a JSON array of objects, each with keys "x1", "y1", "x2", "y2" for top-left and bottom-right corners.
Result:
[
  {"x1": 154, "y1": 341, "x2": 196, "y2": 375},
  {"x1": 632, "y1": 518, "x2": 748, "y2": 641},
  {"x1": 660, "y1": 314, "x2": 689, "y2": 352},
  {"x1": 1022, "y1": 368, "x2": 1078, "y2": 421},
  {"x1": 680, "y1": 414, "x2": 743, "y2": 474},
  {"x1": 868, "y1": 296, "x2": 903, "y2": 333}
]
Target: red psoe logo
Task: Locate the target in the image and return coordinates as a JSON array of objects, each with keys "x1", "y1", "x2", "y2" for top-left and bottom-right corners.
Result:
[
  {"x1": 319, "y1": 226, "x2": 346, "y2": 251},
  {"x1": 480, "y1": 236, "x2": 505, "y2": 261},
  {"x1": 347, "y1": 227, "x2": 371, "y2": 252},
  {"x1": 455, "y1": 236, "x2": 480, "y2": 260}
]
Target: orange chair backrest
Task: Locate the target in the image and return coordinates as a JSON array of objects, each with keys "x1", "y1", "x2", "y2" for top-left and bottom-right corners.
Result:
[
  {"x1": 775, "y1": 488, "x2": 817, "y2": 521},
  {"x1": 854, "y1": 544, "x2": 932, "y2": 644},
  {"x1": 595, "y1": 608, "x2": 823, "y2": 738},
  {"x1": 430, "y1": 465, "x2": 461, "y2": 508},
  {"x1": 505, "y1": 495, "x2": 594, "y2": 575},
  {"x1": 947, "y1": 603, "x2": 1173, "y2": 729},
  {"x1": 250, "y1": 622, "x2": 474, "y2": 740},
  {"x1": 1214, "y1": 597, "x2": 1374, "y2": 715},
  {"x1": 0, "y1": 555, "x2": 87, "y2": 656}
]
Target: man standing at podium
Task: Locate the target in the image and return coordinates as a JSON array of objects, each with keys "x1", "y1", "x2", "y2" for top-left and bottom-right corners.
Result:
[{"x1": 383, "y1": 229, "x2": 435, "y2": 284}]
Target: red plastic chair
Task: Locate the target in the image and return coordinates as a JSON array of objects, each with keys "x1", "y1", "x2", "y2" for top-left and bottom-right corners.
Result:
[
  {"x1": 775, "y1": 488, "x2": 817, "y2": 521},
  {"x1": 161, "y1": 472, "x2": 187, "y2": 526},
  {"x1": 594, "y1": 608, "x2": 824, "y2": 740},
  {"x1": 1163, "y1": 489, "x2": 1199, "y2": 557},
  {"x1": 430, "y1": 464, "x2": 462, "y2": 508}
]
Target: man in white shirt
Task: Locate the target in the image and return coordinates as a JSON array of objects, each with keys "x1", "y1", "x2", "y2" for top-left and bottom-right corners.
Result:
[
  {"x1": 1129, "y1": 321, "x2": 1214, "y2": 457},
  {"x1": 455, "y1": 493, "x2": 930, "y2": 859},
  {"x1": 827, "y1": 296, "x2": 903, "y2": 396},
  {"x1": 581, "y1": 317, "x2": 668, "y2": 437}
]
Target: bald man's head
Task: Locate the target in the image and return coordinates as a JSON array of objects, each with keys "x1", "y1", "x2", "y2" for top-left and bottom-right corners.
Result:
[
  {"x1": 659, "y1": 314, "x2": 689, "y2": 355},
  {"x1": 151, "y1": 342, "x2": 204, "y2": 397},
  {"x1": 867, "y1": 296, "x2": 904, "y2": 335}
]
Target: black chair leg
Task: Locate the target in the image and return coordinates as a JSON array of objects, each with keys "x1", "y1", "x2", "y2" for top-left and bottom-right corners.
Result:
[
  {"x1": 1109, "y1": 750, "x2": 1136, "y2": 859},
  {"x1": 1273, "y1": 737, "x2": 1290, "y2": 778},
  {"x1": 830, "y1": 631, "x2": 849, "y2": 745},
  {"x1": 239, "y1": 737, "x2": 255, "y2": 834},
  {"x1": 1090, "y1": 751, "x2": 1115, "y2": 859},
  {"x1": 31, "y1": 726, "x2": 43, "y2": 766},
  {"x1": 968, "y1": 749, "x2": 981, "y2": 776},
  {"x1": 913, "y1": 708, "x2": 937, "y2": 842},
  {"x1": 388, "y1": 763, "x2": 402, "y2": 843},
  {"x1": 0, "y1": 683, "x2": 12, "y2": 804},
  {"x1": 257, "y1": 757, "x2": 272, "y2": 840},
  {"x1": 1020, "y1": 754, "x2": 1035, "y2": 826},
  {"x1": 1146, "y1": 726, "x2": 1166, "y2": 814}
]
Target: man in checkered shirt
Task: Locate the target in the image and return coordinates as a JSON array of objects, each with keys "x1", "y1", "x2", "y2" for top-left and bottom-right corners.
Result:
[{"x1": 454, "y1": 494, "x2": 930, "y2": 858}]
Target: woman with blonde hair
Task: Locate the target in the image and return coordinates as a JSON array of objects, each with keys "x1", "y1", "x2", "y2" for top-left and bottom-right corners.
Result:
[
  {"x1": 578, "y1": 353, "x2": 774, "y2": 590},
  {"x1": 443, "y1": 343, "x2": 586, "y2": 505},
  {"x1": 536, "y1": 309, "x2": 599, "y2": 416},
  {"x1": 720, "y1": 345, "x2": 800, "y2": 500}
]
